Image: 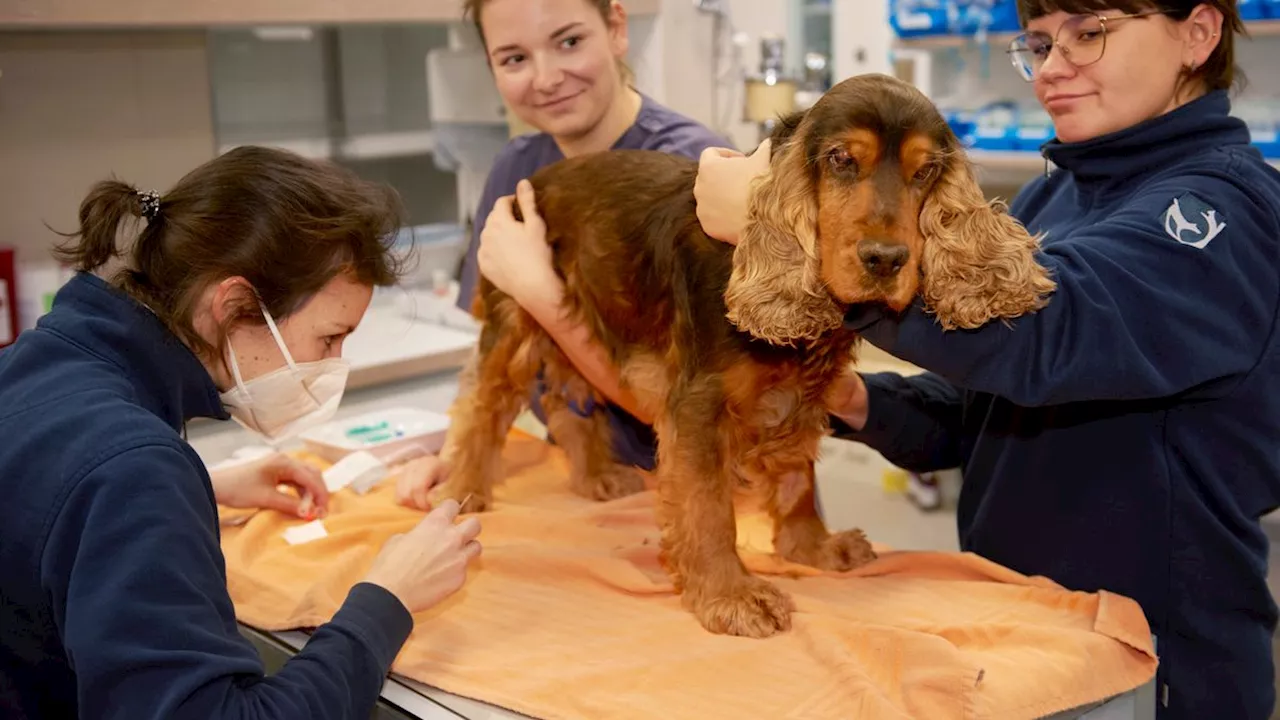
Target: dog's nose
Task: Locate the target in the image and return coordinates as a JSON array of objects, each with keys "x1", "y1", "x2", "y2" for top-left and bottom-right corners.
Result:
[{"x1": 857, "y1": 241, "x2": 910, "y2": 278}]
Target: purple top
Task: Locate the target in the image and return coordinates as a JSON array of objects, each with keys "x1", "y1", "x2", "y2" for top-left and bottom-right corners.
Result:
[{"x1": 457, "y1": 94, "x2": 731, "y2": 470}]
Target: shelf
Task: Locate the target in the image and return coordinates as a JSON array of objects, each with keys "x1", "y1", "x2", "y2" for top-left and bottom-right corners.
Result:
[
  {"x1": 337, "y1": 130, "x2": 436, "y2": 160},
  {"x1": 968, "y1": 149, "x2": 1043, "y2": 172},
  {"x1": 0, "y1": 0, "x2": 661, "y2": 28},
  {"x1": 342, "y1": 296, "x2": 477, "y2": 390},
  {"x1": 895, "y1": 18, "x2": 1280, "y2": 50},
  {"x1": 896, "y1": 29, "x2": 1018, "y2": 50},
  {"x1": 217, "y1": 130, "x2": 436, "y2": 161}
]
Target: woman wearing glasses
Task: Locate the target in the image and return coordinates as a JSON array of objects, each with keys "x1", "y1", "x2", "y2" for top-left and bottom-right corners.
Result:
[{"x1": 694, "y1": 1, "x2": 1279, "y2": 718}]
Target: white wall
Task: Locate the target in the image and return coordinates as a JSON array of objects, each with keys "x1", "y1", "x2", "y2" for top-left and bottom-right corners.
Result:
[
  {"x1": 632, "y1": 0, "x2": 793, "y2": 152},
  {"x1": 721, "y1": 0, "x2": 798, "y2": 150},
  {"x1": 833, "y1": 0, "x2": 893, "y2": 80}
]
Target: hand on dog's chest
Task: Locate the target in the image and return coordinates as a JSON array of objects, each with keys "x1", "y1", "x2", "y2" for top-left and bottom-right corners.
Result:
[{"x1": 752, "y1": 387, "x2": 802, "y2": 427}]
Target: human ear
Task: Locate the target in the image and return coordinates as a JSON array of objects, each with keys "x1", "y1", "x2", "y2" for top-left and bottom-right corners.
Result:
[
  {"x1": 207, "y1": 276, "x2": 263, "y2": 344},
  {"x1": 608, "y1": 1, "x2": 630, "y2": 57},
  {"x1": 1183, "y1": 4, "x2": 1223, "y2": 68}
]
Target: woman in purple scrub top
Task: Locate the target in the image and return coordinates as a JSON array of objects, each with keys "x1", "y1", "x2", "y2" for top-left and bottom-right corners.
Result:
[{"x1": 398, "y1": 0, "x2": 729, "y2": 508}]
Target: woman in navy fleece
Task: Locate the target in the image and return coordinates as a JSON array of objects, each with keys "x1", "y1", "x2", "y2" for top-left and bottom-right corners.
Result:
[
  {"x1": 695, "y1": 1, "x2": 1280, "y2": 718},
  {"x1": 0, "y1": 147, "x2": 482, "y2": 719},
  {"x1": 396, "y1": 0, "x2": 729, "y2": 508}
]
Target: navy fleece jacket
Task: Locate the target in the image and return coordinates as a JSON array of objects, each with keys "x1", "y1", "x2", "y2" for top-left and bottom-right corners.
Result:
[
  {"x1": 0, "y1": 273, "x2": 412, "y2": 719},
  {"x1": 840, "y1": 91, "x2": 1280, "y2": 720}
]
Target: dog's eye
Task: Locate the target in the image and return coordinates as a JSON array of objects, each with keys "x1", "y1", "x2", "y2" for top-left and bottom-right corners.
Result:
[
  {"x1": 828, "y1": 149, "x2": 858, "y2": 175},
  {"x1": 913, "y1": 164, "x2": 940, "y2": 185}
]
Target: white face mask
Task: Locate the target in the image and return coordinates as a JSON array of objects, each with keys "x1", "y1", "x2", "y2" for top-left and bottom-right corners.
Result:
[{"x1": 219, "y1": 302, "x2": 350, "y2": 443}]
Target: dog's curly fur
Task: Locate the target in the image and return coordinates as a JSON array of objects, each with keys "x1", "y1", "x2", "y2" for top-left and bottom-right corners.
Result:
[{"x1": 434, "y1": 74, "x2": 1056, "y2": 638}]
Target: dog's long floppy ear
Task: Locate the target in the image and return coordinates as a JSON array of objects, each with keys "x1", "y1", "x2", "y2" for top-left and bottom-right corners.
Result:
[
  {"x1": 724, "y1": 123, "x2": 845, "y2": 346},
  {"x1": 918, "y1": 151, "x2": 1057, "y2": 330}
]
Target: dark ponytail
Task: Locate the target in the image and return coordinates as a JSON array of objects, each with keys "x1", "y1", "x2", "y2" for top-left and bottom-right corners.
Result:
[
  {"x1": 50, "y1": 146, "x2": 406, "y2": 363},
  {"x1": 53, "y1": 179, "x2": 149, "y2": 272}
]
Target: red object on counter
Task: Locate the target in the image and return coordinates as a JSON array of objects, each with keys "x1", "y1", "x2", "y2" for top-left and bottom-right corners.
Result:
[{"x1": 0, "y1": 248, "x2": 16, "y2": 348}]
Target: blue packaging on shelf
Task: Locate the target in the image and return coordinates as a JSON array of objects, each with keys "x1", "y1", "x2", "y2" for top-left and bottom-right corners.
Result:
[
  {"x1": 1240, "y1": 0, "x2": 1266, "y2": 20},
  {"x1": 971, "y1": 125, "x2": 1018, "y2": 151},
  {"x1": 1251, "y1": 130, "x2": 1280, "y2": 159},
  {"x1": 890, "y1": 0, "x2": 1023, "y2": 38},
  {"x1": 945, "y1": 111, "x2": 977, "y2": 147},
  {"x1": 954, "y1": 0, "x2": 1021, "y2": 34},
  {"x1": 966, "y1": 101, "x2": 1021, "y2": 151},
  {"x1": 989, "y1": 0, "x2": 1021, "y2": 32},
  {"x1": 1014, "y1": 125, "x2": 1054, "y2": 152},
  {"x1": 889, "y1": 0, "x2": 952, "y2": 37},
  {"x1": 1262, "y1": 0, "x2": 1280, "y2": 18},
  {"x1": 952, "y1": 0, "x2": 987, "y2": 34}
]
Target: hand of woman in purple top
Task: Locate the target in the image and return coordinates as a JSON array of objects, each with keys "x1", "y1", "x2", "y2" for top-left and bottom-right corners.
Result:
[
  {"x1": 476, "y1": 178, "x2": 654, "y2": 424},
  {"x1": 477, "y1": 179, "x2": 559, "y2": 308}
]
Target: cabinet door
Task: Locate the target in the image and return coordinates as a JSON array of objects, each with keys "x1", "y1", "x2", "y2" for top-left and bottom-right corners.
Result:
[
  {"x1": 831, "y1": 0, "x2": 894, "y2": 81},
  {"x1": 0, "y1": 31, "x2": 216, "y2": 267}
]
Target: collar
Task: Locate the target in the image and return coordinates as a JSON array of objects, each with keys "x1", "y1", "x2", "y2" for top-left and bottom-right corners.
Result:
[
  {"x1": 1039, "y1": 90, "x2": 1250, "y2": 185},
  {"x1": 625, "y1": 92, "x2": 664, "y2": 138},
  {"x1": 38, "y1": 273, "x2": 230, "y2": 429},
  {"x1": 540, "y1": 92, "x2": 657, "y2": 162}
]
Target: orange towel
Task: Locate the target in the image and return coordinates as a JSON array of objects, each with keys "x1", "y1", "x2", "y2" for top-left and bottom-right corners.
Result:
[{"x1": 220, "y1": 432, "x2": 1157, "y2": 720}]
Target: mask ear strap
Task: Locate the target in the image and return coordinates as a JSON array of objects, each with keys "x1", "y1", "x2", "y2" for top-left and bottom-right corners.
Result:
[
  {"x1": 258, "y1": 300, "x2": 325, "y2": 408},
  {"x1": 226, "y1": 339, "x2": 249, "y2": 390},
  {"x1": 258, "y1": 301, "x2": 299, "y2": 370}
]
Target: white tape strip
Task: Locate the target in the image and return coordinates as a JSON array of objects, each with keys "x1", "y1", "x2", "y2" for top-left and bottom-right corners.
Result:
[
  {"x1": 282, "y1": 520, "x2": 329, "y2": 545},
  {"x1": 322, "y1": 450, "x2": 387, "y2": 493}
]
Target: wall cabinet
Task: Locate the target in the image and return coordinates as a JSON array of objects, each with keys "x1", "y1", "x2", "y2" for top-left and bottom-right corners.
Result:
[
  {"x1": 0, "y1": 1, "x2": 675, "y2": 328},
  {"x1": 0, "y1": 0, "x2": 662, "y2": 28},
  {"x1": 208, "y1": 25, "x2": 460, "y2": 227}
]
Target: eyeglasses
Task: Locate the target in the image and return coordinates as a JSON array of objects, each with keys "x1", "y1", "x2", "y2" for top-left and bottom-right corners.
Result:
[{"x1": 1006, "y1": 11, "x2": 1166, "y2": 82}]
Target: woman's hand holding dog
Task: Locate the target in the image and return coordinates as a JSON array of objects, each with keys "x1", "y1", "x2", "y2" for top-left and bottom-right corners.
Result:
[
  {"x1": 692, "y1": 139, "x2": 772, "y2": 246},
  {"x1": 478, "y1": 179, "x2": 561, "y2": 314},
  {"x1": 824, "y1": 370, "x2": 870, "y2": 432},
  {"x1": 396, "y1": 455, "x2": 451, "y2": 511},
  {"x1": 478, "y1": 178, "x2": 656, "y2": 424}
]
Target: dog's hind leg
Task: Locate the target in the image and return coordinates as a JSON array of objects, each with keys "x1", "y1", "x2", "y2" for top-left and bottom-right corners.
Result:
[
  {"x1": 430, "y1": 299, "x2": 536, "y2": 513},
  {"x1": 538, "y1": 349, "x2": 646, "y2": 501}
]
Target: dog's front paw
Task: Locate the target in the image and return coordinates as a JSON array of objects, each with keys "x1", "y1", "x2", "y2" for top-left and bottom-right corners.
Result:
[
  {"x1": 690, "y1": 576, "x2": 795, "y2": 638},
  {"x1": 819, "y1": 528, "x2": 877, "y2": 571},
  {"x1": 588, "y1": 464, "x2": 647, "y2": 501},
  {"x1": 429, "y1": 480, "x2": 490, "y2": 514}
]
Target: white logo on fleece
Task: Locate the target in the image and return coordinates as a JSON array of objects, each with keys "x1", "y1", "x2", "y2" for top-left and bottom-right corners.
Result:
[{"x1": 1163, "y1": 195, "x2": 1226, "y2": 249}]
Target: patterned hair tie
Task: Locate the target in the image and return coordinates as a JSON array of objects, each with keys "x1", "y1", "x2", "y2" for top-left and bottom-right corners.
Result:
[{"x1": 137, "y1": 190, "x2": 162, "y2": 221}]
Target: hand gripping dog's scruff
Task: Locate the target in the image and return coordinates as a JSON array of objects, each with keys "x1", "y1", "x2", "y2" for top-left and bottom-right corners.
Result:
[{"x1": 435, "y1": 74, "x2": 1057, "y2": 638}]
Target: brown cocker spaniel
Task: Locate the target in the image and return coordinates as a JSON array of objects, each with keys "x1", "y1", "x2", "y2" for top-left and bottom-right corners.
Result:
[{"x1": 434, "y1": 73, "x2": 1055, "y2": 638}]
